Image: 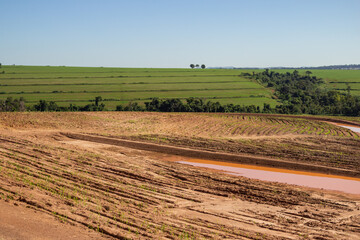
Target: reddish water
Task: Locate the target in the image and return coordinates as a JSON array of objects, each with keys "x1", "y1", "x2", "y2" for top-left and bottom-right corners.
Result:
[{"x1": 178, "y1": 159, "x2": 360, "y2": 195}]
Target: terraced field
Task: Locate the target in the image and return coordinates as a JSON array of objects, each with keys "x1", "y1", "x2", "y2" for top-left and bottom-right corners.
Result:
[
  {"x1": 300, "y1": 70, "x2": 360, "y2": 96},
  {"x1": 1, "y1": 66, "x2": 359, "y2": 111},
  {"x1": 0, "y1": 66, "x2": 277, "y2": 109}
]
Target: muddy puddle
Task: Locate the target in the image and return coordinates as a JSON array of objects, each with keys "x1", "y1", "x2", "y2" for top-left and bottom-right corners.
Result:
[
  {"x1": 177, "y1": 159, "x2": 360, "y2": 194},
  {"x1": 339, "y1": 125, "x2": 360, "y2": 133}
]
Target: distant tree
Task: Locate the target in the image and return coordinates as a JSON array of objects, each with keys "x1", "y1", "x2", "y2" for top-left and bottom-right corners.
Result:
[
  {"x1": 267, "y1": 82, "x2": 274, "y2": 87},
  {"x1": 186, "y1": 97, "x2": 205, "y2": 112},
  {"x1": 346, "y1": 84, "x2": 351, "y2": 96},
  {"x1": 145, "y1": 97, "x2": 162, "y2": 111},
  {"x1": 124, "y1": 102, "x2": 144, "y2": 111},
  {"x1": 159, "y1": 98, "x2": 184, "y2": 112},
  {"x1": 95, "y1": 96, "x2": 102, "y2": 107},
  {"x1": 195, "y1": 64, "x2": 199, "y2": 68},
  {"x1": 0, "y1": 97, "x2": 26, "y2": 112},
  {"x1": 293, "y1": 70, "x2": 299, "y2": 76},
  {"x1": 79, "y1": 96, "x2": 105, "y2": 111},
  {"x1": 262, "y1": 103, "x2": 272, "y2": 113},
  {"x1": 68, "y1": 103, "x2": 78, "y2": 111},
  {"x1": 35, "y1": 100, "x2": 49, "y2": 112},
  {"x1": 18, "y1": 97, "x2": 26, "y2": 111},
  {"x1": 116, "y1": 105, "x2": 124, "y2": 111},
  {"x1": 190, "y1": 64, "x2": 195, "y2": 69},
  {"x1": 201, "y1": 64, "x2": 206, "y2": 69},
  {"x1": 33, "y1": 100, "x2": 58, "y2": 111},
  {"x1": 48, "y1": 101, "x2": 59, "y2": 111}
]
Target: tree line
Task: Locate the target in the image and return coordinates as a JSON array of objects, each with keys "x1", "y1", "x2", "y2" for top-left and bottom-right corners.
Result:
[
  {"x1": 0, "y1": 96, "x2": 266, "y2": 113},
  {"x1": 0, "y1": 96, "x2": 105, "y2": 112},
  {"x1": 116, "y1": 97, "x2": 265, "y2": 113}
]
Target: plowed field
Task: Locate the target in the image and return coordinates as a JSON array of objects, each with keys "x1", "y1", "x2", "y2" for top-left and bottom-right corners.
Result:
[{"x1": 0, "y1": 112, "x2": 359, "y2": 239}]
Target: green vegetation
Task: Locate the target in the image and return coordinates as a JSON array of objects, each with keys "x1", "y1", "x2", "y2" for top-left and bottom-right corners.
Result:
[
  {"x1": 247, "y1": 69, "x2": 360, "y2": 116},
  {"x1": 1, "y1": 66, "x2": 360, "y2": 116},
  {"x1": 313, "y1": 70, "x2": 360, "y2": 96},
  {"x1": 114, "y1": 69, "x2": 360, "y2": 116},
  {"x1": 0, "y1": 65, "x2": 276, "y2": 109},
  {"x1": 0, "y1": 97, "x2": 26, "y2": 111},
  {"x1": 247, "y1": 69, "x2": 360, "y2": 96}
]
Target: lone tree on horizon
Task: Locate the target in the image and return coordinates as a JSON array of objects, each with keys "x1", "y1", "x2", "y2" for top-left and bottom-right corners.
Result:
[
  {"x1": 95, "y1": 96, "x2": 102, "y2": 107},
  {"x1": 190, "y1": 64, "x2": 206, "y2": 69}
]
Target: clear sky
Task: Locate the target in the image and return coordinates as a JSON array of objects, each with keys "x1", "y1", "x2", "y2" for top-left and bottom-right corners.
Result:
[{"x1": 1, "y1": 0, "x2": 359, "y2": 68}]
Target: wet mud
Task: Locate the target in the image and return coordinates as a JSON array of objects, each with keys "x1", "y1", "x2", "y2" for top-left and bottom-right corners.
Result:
[{"x1": 177, "y1": 159, "x2": 360, "y2": 194}]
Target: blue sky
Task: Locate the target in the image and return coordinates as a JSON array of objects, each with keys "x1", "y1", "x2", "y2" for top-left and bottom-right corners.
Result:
[{"x1": 1, "y1": 0, "x2": 359, "y2": 68}]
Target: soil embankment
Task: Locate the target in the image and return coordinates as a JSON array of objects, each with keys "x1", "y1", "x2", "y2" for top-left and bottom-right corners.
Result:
[{"x1": 63, "y1": 132, "x2": 360, "y2": 178}]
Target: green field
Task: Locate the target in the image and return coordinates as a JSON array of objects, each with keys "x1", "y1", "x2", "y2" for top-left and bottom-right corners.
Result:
[
  {"x1": 0, "y1": 66, "x2": 277, "y2": 109},
  {"x1": 1, "y1": 66, "x2": 359, "y2": 110},
  {"x1": 312, "y1": 70, "x2": 360, "y2": 95}
]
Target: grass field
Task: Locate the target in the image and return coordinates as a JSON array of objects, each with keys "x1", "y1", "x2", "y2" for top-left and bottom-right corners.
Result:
[
  {"x1": 313, "y1": 70, "x2": 360, "y2": 95},
  {"x1": 0, "y1": 66, "x2": 277, "y2": 109},
  {"x1": 295, "y1": 70, "x2": 360, "y2": 95},
  {"x1": 1, "y1": 65, "x2": 360, "y2": 110}
]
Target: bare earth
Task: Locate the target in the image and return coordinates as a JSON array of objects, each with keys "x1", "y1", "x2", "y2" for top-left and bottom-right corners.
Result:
[
  {"x1": 0, "y1": 112, "x2": 359, "y2": 239},
  {"x1": 0, "y1": 200, "x2": 106, "y2": 240}
]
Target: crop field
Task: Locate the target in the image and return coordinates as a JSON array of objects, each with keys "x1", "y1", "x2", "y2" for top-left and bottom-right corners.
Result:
[
  {"x1": 0, "y1": 112, "x2": 359, "y2": 239},
  {"x1": 300, "y1": 70, "x2": 360, "y2": 96},
  {"x1": 0, "y1": 66, "x2": 277, "y2": 109},
  {"x1": 1, "y1": 66, "x2": 359, "y2": 110}
]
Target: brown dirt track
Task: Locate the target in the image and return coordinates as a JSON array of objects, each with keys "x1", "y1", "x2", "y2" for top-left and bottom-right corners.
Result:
[{"x1": 0, "y1": 112, "x2": 359, "y2": 239}]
